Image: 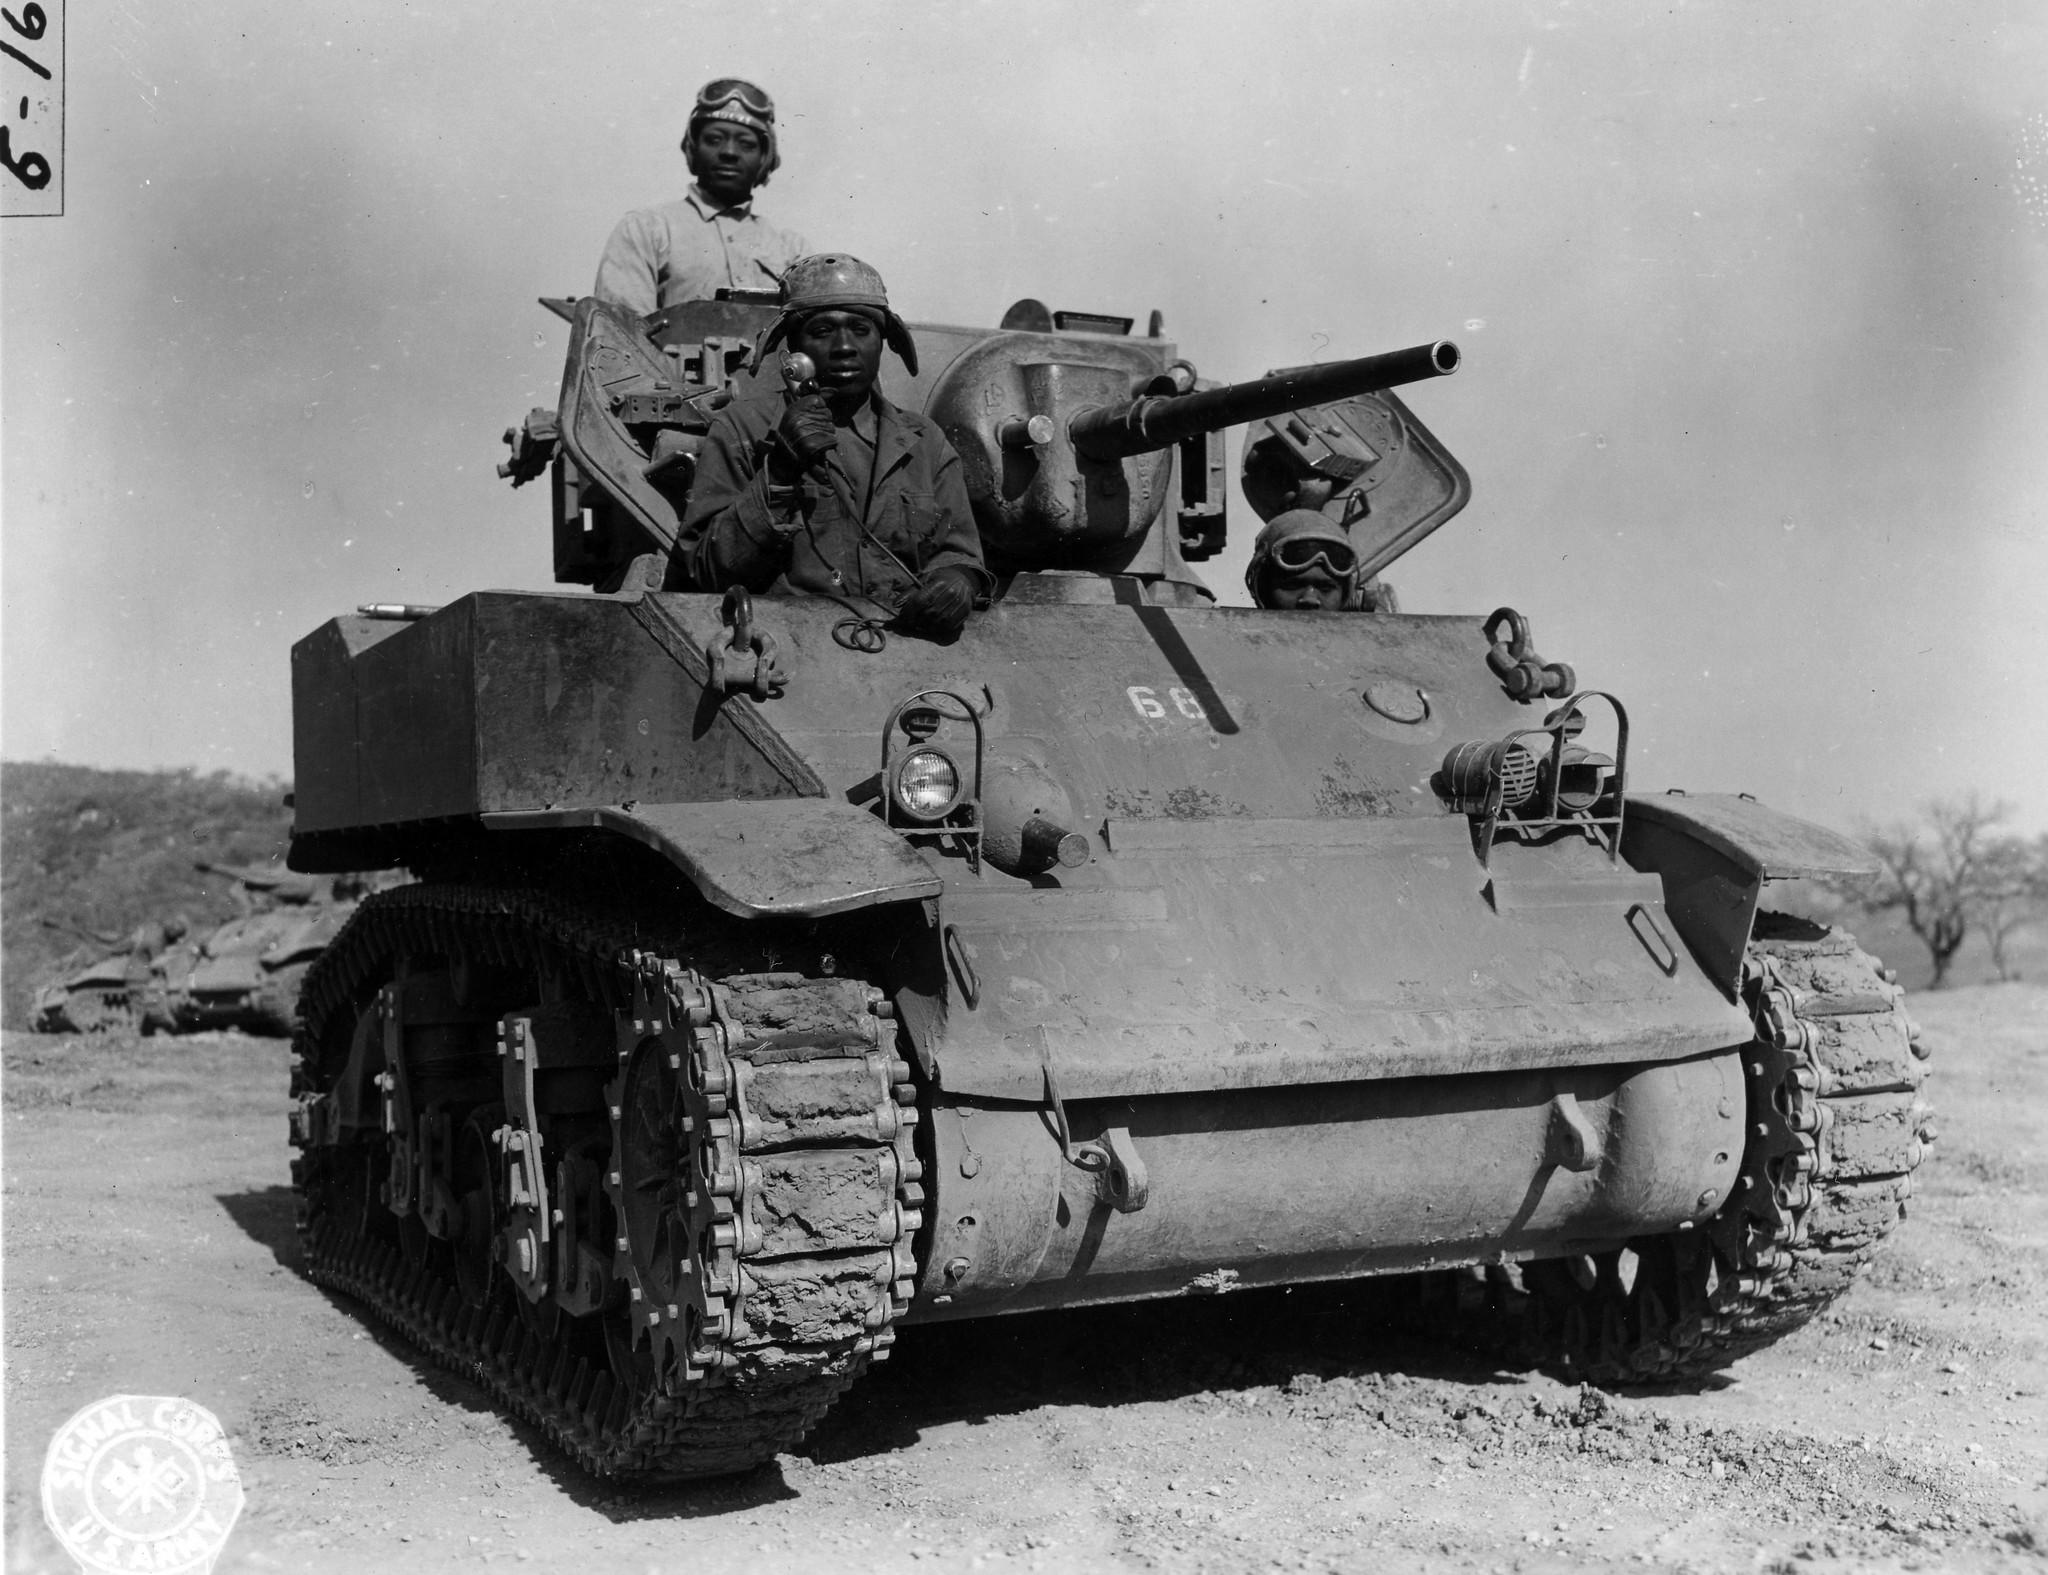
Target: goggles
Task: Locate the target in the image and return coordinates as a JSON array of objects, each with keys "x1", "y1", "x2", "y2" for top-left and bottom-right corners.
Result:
[
  {"x1": 1271, "y1": 535, "x2": 1357, "y2": 576},
  {"x1": 695, "y1": 78, "x2": 775, "y2": 122}
]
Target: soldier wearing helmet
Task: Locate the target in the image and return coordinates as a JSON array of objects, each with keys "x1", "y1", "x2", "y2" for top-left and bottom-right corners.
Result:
[
  {"x1": 675, "y1": 254, "x2": 991, "y2": 640},
  {"x1": 592, "y1": 78, "x2": 808, "y2": 317},
  {"x1": 1245, "y1": 510, "x2": 1400, "y2": 612}
]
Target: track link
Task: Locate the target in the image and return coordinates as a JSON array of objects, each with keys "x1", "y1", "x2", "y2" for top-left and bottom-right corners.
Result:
[
  {"x1": 291, "y1": 884, "x2": 922, "y2": 1480},
  {"x1": 1494, "y1": 912, "x2": 1933, "y2": 1382}
]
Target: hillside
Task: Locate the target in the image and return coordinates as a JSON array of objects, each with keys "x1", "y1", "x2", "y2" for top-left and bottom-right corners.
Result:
[
  {"x1": 0, "y1": 762, "x2": 294, "y2": 1026},
  {"x1": 4, "y1": 761, "x2": 2035, "y2": 1025}
]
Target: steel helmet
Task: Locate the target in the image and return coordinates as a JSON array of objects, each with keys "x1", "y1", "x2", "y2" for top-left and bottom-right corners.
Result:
[
  {"x1": 1244, "y1": 509, "x2": 1363, "y2": 609},
  {"x1": 683, "y1": 78, "x2": 781, "y2": 182},
  {"x1": 754, "y1": 253, "x2": 919, "y2": 376}
]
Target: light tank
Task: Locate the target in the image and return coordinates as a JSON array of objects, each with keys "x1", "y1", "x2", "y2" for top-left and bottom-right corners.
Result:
[
  {"x1": 169, "y1": 863, "x2": 367, "y2": 1034},
  {"x1": 29, "y1": 918, "x2": 156, "y2": 1035},
  {"x1": 284, "y1": 286, "x2": 1932, "y2": 1479},
  {"x1": 31, "y1": 864, "x2": 366, "y2": 1037}
]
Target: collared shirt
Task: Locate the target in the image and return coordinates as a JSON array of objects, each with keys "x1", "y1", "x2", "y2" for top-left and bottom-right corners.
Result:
[
  {"x1": 832, "y1": 401, "x2": 883, "y2": 518},
  {"x1": 591, "y1": 185, "x2": 808, "y2": 316}
]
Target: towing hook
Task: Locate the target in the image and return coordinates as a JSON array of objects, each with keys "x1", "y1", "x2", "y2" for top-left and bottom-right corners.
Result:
[
  {"x1": 707, "y1": 587, "x2": 788, "y2": 701},
  {"x1": 722, "y1": 586, "x2": 753, "y2": 654},
  {"x1": 1484, "y1": 607, "x2": 1575, "y2": 702},
  {"x1": 1079, "y1": 1126, "x2": 1150, "y2": 1213},
  {"x1": 1038, "y1": 1039, "x2": 1149, "y2": 1213}
]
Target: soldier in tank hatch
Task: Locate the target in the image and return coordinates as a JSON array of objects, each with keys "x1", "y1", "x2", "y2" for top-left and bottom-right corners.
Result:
[
  {"x1": 128, "y1": 915, "x2": 188, "y2": 961},
  {"x1": 675, "y1": 253, "x2": 991, "y2": 641},
  {"x1": 591, "y1": 78, "x2": 808, "y2": 316},
  {"x1": 1245, "y1": 509, "x2": 1400, "y2": 612}
]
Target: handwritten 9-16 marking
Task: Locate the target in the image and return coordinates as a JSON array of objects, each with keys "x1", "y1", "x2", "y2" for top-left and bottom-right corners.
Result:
[{"x1": 2, "y1": 1, "x2": 54, "y2": 199}]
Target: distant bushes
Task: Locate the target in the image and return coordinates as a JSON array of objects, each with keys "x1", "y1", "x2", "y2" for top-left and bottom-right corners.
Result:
[{"x1": 1818, "y1": 796, "x2": 2048, "y2": 988}]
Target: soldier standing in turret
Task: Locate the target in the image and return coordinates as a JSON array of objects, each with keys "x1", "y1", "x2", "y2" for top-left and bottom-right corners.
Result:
[
  {"x1": 675, "y1": 254, "x2": 990, "y2": 641},
  {"x1": 592, "y1": 78, "x2": 808, "y2": 316}
]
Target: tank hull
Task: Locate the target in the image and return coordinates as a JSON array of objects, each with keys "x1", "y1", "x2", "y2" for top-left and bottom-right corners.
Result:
[
  {"x1": 290, "y1": 594, "x2": 1751, "y2": 1092},
  {"x1": 912, "y1": 1050, "x2": 1742, "y2": 1320}
]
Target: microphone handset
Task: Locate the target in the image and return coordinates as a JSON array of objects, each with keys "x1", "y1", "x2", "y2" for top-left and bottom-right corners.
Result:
[{"x1": 768, "y1": 350, "x2": 912, "y2": 643}]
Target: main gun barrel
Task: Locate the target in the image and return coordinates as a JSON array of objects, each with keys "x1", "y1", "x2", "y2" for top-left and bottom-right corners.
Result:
[{"x1": 1068, "y1": 340, "x2": 1460, "y2": 462}]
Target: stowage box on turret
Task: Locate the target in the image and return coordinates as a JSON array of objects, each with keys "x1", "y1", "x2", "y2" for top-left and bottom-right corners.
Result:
[{"x1": 285, "y1": 286, "x2": 1931, "y2": 1480}]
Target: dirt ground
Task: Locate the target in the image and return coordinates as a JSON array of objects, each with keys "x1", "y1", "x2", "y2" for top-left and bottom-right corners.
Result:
[{"x1": 5, "y1": 983, "x2": 2045, "y2": 1575}]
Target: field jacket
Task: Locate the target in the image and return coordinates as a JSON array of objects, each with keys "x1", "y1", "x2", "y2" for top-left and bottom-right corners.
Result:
[{"x1": 675, "y1": 390, "x2": 991, "y2": 611}]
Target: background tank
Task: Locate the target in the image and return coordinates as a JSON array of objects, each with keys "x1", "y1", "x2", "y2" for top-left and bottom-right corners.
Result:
[
  {"x1": 30, "y1": 863, "x2": 372, "y2": 1036},
  {"x1": 283, "y1": 291, "x2": 1932, "y2": 1480},
  {"x1": 168, "y1": 863, "x2": 371, "y2": 1034},
  {"x1": 31, "y1": 913, "x2": 189, "y2": 1035},
  {"x1": 29, "y1": 919, "x2": 155, "y2": 1035}
]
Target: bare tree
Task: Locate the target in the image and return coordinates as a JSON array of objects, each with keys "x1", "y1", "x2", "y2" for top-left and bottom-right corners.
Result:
[
  {"x1": 1829, "y1": 796, "x2": 2014, "y2": 989},
  {"x1": 1976, "y1": 832, "x2": 2048, "y2": 982}
]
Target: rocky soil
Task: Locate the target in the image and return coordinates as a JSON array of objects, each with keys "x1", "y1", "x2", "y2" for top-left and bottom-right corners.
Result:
[{"x1": 5, "y1": 984, "x2": 2045, "y2": 1574}]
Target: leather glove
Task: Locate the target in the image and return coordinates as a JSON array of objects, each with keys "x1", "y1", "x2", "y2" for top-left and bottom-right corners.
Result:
[
  {"x1": 894, "y1": 566, "x2": 977, "y2": 639},
  {"x1": 769, "y1": 392, "x2": 837, "y2": 479}
]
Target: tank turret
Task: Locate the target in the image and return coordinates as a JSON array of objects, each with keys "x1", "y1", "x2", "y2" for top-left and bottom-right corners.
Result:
[
  {"x1": 506, "y1": 294, "x2": 1468, "y2": 599},
  {"x1": 194, "y1": 859, "x2": 324, "y2": 905},
  {"x1": 924, "y1": 336, "x2": 1459, "y2": 581}
]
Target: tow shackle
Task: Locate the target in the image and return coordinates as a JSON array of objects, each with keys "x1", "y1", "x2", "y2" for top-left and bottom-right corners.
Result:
[
  {"x1": 707, "y1": 586, "x2": 787, "y2": 701},
  {"x1": 1484, "y1": 607, "x2": 1576, "y2": 703}
]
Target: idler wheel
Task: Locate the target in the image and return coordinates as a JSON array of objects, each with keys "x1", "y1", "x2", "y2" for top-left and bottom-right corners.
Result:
[
  {"x1": 451, "y1": 1104, "x2": 505, "y2": 1310},
  {"x1": 617, "y1": 1038, "x2": 690, "y2": 1319},
  {"x1": 397, "y1": 1211, "x2": 432, "y2": 1270},
  {"x1": 600, "y1": 1310, "x2": 662, "y2": 1401},
  {"x1": 514, "y1": 1284, "x2": 565, "y2": 1344}
]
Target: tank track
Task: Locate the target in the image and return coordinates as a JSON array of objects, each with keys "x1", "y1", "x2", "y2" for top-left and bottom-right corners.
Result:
[
  {"x1": 1489, "y1": 912, "x2": 1933, "y2": 1383},
  {"x1": 39, "y1": 986, "x2": 140, "y2": 1036},
  {"x1": 290, "y1": 884, "x2": 922, "y2": 1480}
]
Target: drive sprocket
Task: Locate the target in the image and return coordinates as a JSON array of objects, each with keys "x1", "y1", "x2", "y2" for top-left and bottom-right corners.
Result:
[{"x1": 289, "y1": 883, "x2": 924, "y2": 1480}]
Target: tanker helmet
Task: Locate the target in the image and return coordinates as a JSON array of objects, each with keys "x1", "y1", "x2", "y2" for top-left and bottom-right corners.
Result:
[
  {"x1": 684, "y1": 77, "x2": 781, "y2": 181},
  {"x1": 1245, "y1": 509, "x2": 1363, "y2": 609},
  {"x1": 755, "y1": 253, "x2": 919, "y2": 376}
]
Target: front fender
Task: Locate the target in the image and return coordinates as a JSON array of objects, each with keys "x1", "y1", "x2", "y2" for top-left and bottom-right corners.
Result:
[
  {"x1": 480, "y1": 798, "x2": 941, "y2": 920},
  {"x1": 1621, "y1": 791, "x2": 1874, "y2": 996}
]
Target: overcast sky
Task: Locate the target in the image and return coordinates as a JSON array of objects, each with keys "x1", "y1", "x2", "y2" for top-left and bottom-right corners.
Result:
[{"x1": 4, "y1": 0, "x2": 2045, "y2": 835}]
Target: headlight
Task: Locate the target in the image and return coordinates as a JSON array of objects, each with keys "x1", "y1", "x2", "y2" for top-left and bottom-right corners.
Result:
[
  {"x1": 892, "y1": 748, "x2": 963, "y2": 822},
  {"x1": 1543, "y1": 746, "x2": 1615, "y2": 813}
]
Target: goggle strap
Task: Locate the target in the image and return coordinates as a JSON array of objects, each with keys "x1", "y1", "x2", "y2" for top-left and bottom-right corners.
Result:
[
  {"x1": 695, "y1": 82, "x2": 775, "y2": 120},
  {"x1": 1272, "y1": 541, "x2": 1357, "y2": 574}
]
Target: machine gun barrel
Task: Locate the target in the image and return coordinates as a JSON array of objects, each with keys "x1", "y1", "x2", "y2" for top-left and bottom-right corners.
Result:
[
  {"x1": 1068, "y1": 339, "x2": 1460, "y2": 462},
  {"x1": 194, "y1": 858, "x2": 304, "y2": 893},
  {"x1": 41, "y1": 915, "x2": 120, "y2": 947}
]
